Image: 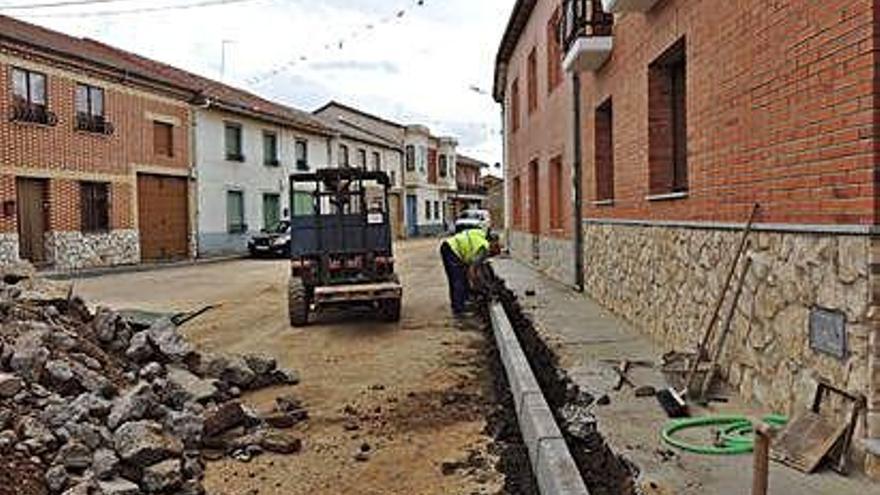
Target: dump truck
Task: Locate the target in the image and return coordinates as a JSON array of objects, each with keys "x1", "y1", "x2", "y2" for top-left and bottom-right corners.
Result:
[{"x1": 287, "y1": 168, "x2": 402, "y2": 326}]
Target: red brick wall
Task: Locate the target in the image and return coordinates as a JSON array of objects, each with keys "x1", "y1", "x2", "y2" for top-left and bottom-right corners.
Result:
[
  {"x1": 579, "y1": 0, "x2": 876, "y2": 225},
  {"x1": 504, "y1": 0, "x2": 877, "y2": 233},
  {"x1": 505, "y1": 0, "x2": 574, "y2": 240},
  {"x1": 0, "y1": 49, "x2": 191, "y2": 235}
]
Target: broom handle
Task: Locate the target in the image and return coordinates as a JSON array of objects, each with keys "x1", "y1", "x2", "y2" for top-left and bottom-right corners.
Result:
[{"x1": 684, "y1": 203, "x2": 760, "y2": 393}]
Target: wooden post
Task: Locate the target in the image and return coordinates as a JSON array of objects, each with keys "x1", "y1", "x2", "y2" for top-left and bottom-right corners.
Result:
[{"x1": 752, "y1": 422, "x2": 771, "y2": 495}]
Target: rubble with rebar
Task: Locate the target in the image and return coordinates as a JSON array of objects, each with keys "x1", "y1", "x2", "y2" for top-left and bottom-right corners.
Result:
[{"x1": 0, "y1": 263, "x2": 307, "y2": 495}]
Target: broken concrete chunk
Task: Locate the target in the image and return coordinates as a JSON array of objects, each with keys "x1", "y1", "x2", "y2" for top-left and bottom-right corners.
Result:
[
  {"x1": 164, "y1": 366, "x2": 219, "y2": 407},
  {"x1": 70, "y1": 361, "x2": 116, "y2": 397},
  {"x1": 113, "y1": 420, "x2": 183, "y2": 465},
  {"x1": 92, "y1": 448, "x2": 120, "y2": 480},
  {"x1": 257, "y1": 431, "x2": 302, "y2": 455},
  {"x1": 219, "y1": 356, "x2": 255, "y2": 389},
  {"x1": 9, "y1": 332, "x2": 50, "y2": 383},
  {"x1": 146, "y1": 319, "x2": 193, "y2": 362},
  {"x1": 243, "y1": 354, "x2": 276, "y2": 376},
  {"x1": 203, "y1": 402, "x2": 247, "y2": 437},
  {"x1": 45, "y1": 463, "x2": 69, "y2": 493},
  {"x1": 0, "y1": 372, "x2": 23, "y2": 398},
  {"x1": 45, "y1": 359, "x2": 75, "y2": 384},
  {"x1": 125, "y1": 331, "x2": 154, "y2": 363},
  {"x1": 55, "y1": 441, "x2": 92, "y2": 471},
  {"x1": 97, "y1": 478, "x2": 141, "y2": 495},
  {"x1": 107, "y1": 382, "x2": 157, "y2": 430},
  {"x1": 141, "y1": 458, "x2": 183, "y2": 493}
]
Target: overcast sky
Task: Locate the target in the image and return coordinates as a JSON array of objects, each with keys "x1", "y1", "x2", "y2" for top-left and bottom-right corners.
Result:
[{"x1": 3, "y1": 0, "x2": 511, "y2": 172}]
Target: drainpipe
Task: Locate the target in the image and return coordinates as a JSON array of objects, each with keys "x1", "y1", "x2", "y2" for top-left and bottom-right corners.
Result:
[{"x1": 572, "y1": 71, "x2": 585, "y2": 292}]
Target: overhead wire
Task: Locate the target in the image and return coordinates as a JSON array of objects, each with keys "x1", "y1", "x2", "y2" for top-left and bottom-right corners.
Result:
[{"x1": 14, "y1": 0, "x2": 262, "y2": 17}]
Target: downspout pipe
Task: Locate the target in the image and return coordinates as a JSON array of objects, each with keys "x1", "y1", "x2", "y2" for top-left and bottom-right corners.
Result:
[{"x1": 571, "y1": 72, "x2": 585, "y2": 292}]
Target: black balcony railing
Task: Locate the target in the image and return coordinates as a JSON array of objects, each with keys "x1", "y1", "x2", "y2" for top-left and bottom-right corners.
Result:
[
  {"x1": 11, "y1": 103, "x2": 57, "y2": 126},
  {"x1": 76, "y1": 113, "x2": 115, "y2": 135},
  {"x1": 457, "y1": 182, "x2": 488, "y2": 196},
  {"x1": 561, "y1": 0, "x2": 614, "y2": 52}
]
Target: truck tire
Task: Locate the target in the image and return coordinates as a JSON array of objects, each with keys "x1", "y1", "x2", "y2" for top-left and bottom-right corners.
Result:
[
  {"x1": 288, "y1": 277, "x2": 309, "y2": 327},
  {"x1": 379, "y1": 298, "x2": 401, "y2": 322}
]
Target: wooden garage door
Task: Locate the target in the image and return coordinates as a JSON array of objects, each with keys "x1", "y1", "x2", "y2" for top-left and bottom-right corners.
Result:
[{"x1": 137, "y1": 174, "x2": 188, "y2": 261}]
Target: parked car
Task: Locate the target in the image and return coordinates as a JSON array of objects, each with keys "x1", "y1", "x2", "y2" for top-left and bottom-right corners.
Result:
[
  {"x1": 454, "y1": 209, "x2": 491, "y2": 233},
  {"x1": 248, "y1": 220, "x2": 291, "y2": 257}
]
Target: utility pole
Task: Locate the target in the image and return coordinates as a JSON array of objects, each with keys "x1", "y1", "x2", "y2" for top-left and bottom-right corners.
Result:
[
  {"x1": 572, "y1": 71, "x2": 585, "y2": 292},
  {"x1": 220, "y1": 40, "x2": 234, "y2": 81}
]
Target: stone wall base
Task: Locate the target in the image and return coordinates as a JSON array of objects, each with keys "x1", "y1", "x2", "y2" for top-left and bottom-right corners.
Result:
[
  {"x1": 0, "y1": 233, "x2": 19, "y2": 265},
  {"x1": 46, "y1": 230, "x2": 140, "y2": 270},
  {"x1": 508, "y1": 230, "x2": 575, "y2": 287}
]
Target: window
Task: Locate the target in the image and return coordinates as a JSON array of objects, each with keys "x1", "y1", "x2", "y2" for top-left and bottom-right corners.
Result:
[
  {"x1": 434, "y1": 200, "x2": 440, "y2": 220},
  {"x1": 547, "y1": 8, "x2": 563, "y2": 93},
  {"x1": 263, "y1": 131, "x2": 279, "y2": 166},
  {"x1": 339, "y1": 144, "x2": 350, "y2": 167},
  {"x1": 439, "y1": 155, "x2": 448, "y2": 178},
  {"x1": 75, "y1": 84, "x2": 109, "y2": 133},
  {"x1": 80, "y1": 182, "x2": 109, "y2": 233},
  {"x1": 390, "y1": 170, "x2": 397, "y2": 186},
  {"x1": 153, "y1": 121, "x2": 174, "y2": 157},
  {"x1": 262, "y1": 193, "x2": 281, "y2": 230},
  {"x1": 595, "y1": 98, "x2": 614, "y2": 202},
  {"x1": 512, "y1": 176, "x2": 522, "y2": 227},
  {"x1": 372, "y1": 151, "x2": 381, "y2": 172},
  {"x1": 357, "y1": 148, "x2": 367, "y2": 169},
  {"x1": 227, "y1": 190, "x2": 245, "y2": 234},
  {"x1": 510, "y1": 78, "x2": 520, "y2": 132},
  {"x1": 420, "y1": 147, "x2": 428, "y2": 173},
  {"x1": 649, "y1": 38, "x2": 688, "y2": 195},
  {"x1": 527, "y1": 47, "x2": 538, "y2": 114},
  {"x1": 295, "y1": 140, "x2": 308, "y2": 170},
  {"x1": 405, "y1": 145, "x2": 415, "y2": 171},
  {"x1": 549, "y1": 156, "x2": 563, "y2": 229},
  {"x1": 425, "y1": 200, "x2": 431, "y2": 221},
  {"x1": 12, "y1": 68, "x2": 52, "y2": 125},
  {"x1": 225, "y1": 123, "x2": 244, "y2": 161},
  {"x1": 292, "y1": 191, "x2": 314, "y2": 217}
]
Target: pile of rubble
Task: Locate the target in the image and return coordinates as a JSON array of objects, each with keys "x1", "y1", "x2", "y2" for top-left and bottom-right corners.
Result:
[{"x1": 0, "y1": 264, "x2": 306, "y2": 495}]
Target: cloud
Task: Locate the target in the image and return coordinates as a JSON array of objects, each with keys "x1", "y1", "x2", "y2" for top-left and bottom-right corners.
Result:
[{"x1": 10, "y1": 0, "x2": 513, "y2": 167}]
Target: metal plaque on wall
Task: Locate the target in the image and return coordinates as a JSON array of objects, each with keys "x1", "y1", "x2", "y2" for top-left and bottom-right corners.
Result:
[{"x1": 809, "y1": 308, "x2": 847, "y2": 360}]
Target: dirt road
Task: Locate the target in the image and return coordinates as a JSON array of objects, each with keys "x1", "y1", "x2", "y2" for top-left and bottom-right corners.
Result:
[{"x1": 75, "y1": 239, "x2": 504, "y2": 495}]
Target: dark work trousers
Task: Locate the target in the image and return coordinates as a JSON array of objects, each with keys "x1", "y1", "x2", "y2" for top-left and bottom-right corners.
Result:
[{"x1": 440, "y1": 242, "x2": 469, "y2": 314}]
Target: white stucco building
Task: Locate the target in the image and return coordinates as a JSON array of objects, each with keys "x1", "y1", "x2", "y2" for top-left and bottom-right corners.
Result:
[
  {"x1": 314, "y1": 102, "x2": 460, "y2": 237},
  {"x1": 195, "y1": 101, "x2": 336, "y2": 257}
]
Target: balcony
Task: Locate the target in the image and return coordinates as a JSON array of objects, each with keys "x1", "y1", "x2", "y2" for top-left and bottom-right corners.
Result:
[
  {"x1": 602, "y1": 0, "x2": 660, "y2": 13},
  {"x1": 76, "y1": 114, "x2": 115, "y2": 135},
  {"x1": 456, "y1": 182, "x2": 488, "y2": 197},
  {"x1": 561, "y1": 0, "x2": 614, "y2": 73},
  {"x1": 11, "y1": 103, "x2": 57, "y2": 126}
]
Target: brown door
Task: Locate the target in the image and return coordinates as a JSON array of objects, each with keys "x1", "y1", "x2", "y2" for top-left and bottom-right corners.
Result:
[
  {"x1": 137, "y1": 174, "x2": 188, "y2": 261},
  {"x1": 16, "y1": 178, "x2": 48, "y2": 264}
]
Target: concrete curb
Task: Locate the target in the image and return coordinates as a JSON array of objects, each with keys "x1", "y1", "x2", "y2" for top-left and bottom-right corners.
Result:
[
  {"x1": 42, "y1": 255, "x2": 247, "y2": 280},
  {"x1": 489, "y1": 303, "x2": 590, "y2": 495}
]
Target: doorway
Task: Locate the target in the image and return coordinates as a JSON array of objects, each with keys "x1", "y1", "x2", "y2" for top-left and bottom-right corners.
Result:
[
  {"x1": 16, "y1": 177, "x2": 48, "y2": 264},
  {"x1": 406, "y1": 194, "x2": 418, "y2": 237}
]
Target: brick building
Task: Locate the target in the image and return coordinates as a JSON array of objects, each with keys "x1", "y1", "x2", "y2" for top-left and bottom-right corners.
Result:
[
  {"x1": 451, "y1": 154, "x2": 489, "y2": 218},
  {"x1": 495, "y1": 0, "x2": 880, "y2": 474},
  {"x1": 0, "y1": 16, "x2": 195, "y2": 269}
]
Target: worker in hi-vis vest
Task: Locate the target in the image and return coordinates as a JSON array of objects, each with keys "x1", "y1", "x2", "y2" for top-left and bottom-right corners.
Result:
[{"x1": 440, "y1": 228, "x2": 501, "y2": 315}]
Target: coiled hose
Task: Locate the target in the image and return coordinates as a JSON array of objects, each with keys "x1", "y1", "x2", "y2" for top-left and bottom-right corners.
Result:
[{"x1": 661, "y1": 414, "x2": 788, "y2": 455}]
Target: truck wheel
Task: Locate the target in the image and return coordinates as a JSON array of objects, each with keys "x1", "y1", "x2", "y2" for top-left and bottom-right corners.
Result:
[
  {"x1": 288, "y1": 277, "x2": 309, "y2": 327},
  {"x1": 379, "y1": 298, "x2": 401, "y2": 322}
]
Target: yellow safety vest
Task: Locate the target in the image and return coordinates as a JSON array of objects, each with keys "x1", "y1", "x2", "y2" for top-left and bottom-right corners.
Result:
[{"x1": 447, "y1": 229, "x2": 489, "y2": 265}]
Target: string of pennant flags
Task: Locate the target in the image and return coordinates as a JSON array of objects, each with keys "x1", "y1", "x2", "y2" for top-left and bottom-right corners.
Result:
[{"x1": 244, "y1": 0, "x2": 427, "y2": 87}]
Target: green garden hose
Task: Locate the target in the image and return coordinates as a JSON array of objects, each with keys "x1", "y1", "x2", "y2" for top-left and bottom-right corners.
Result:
[{"x1": 661, "y1": 414, "x2": 788, "y2": 455}]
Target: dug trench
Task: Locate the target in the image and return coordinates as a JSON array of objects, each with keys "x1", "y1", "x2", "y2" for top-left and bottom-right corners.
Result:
[{"x1": 482, "y1": 267, "x2": 638, "y2": 495}]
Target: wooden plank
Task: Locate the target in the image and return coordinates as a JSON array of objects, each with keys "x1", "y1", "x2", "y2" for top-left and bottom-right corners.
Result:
[{"x1": 770, "y1": 411, "x2": 848, "y2": 473}]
